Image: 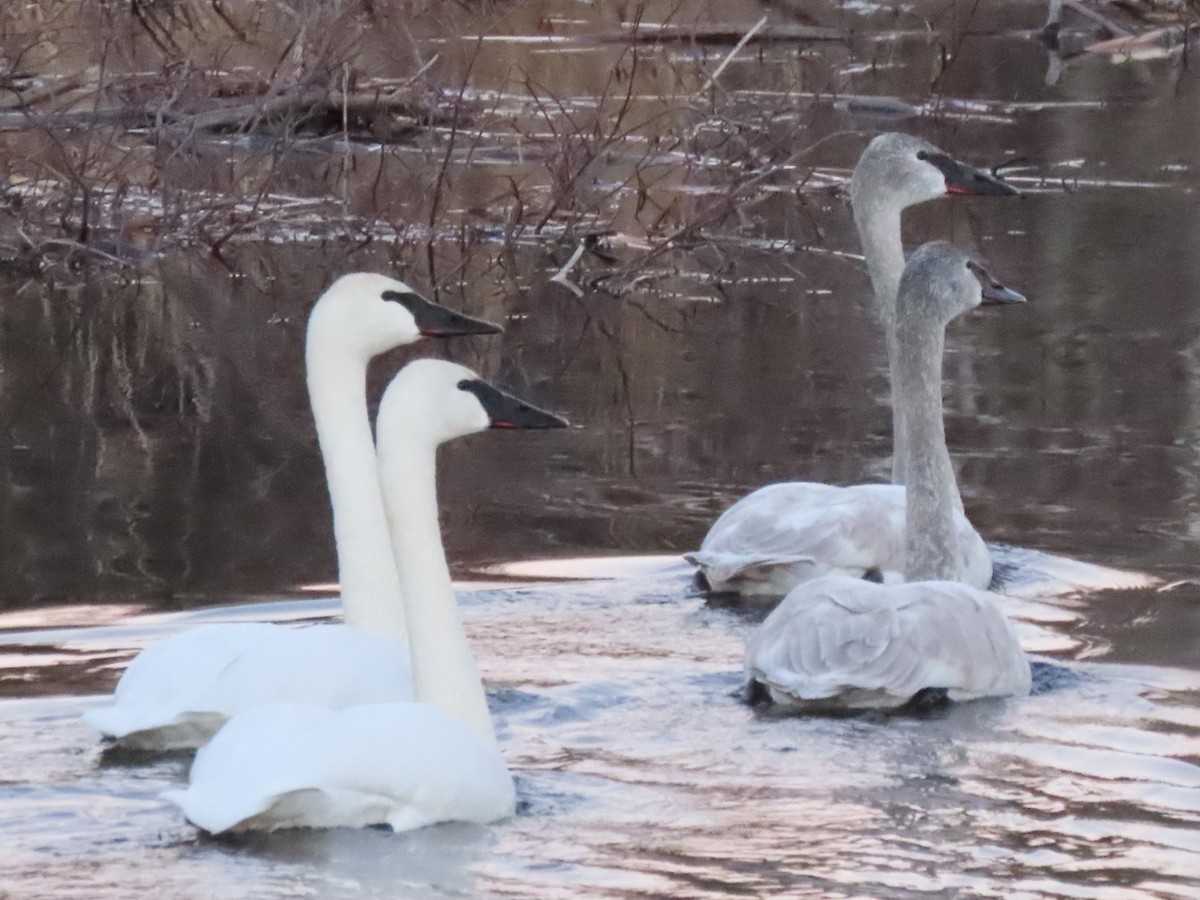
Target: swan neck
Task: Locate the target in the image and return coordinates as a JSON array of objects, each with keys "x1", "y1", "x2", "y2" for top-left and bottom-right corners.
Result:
[
  {"x1": 379, "y1": 436, "x2": 497, "y2": 745},
  {"x1": 306, "y1": 344, "x2": 406, "y2": 639},
  {"x1": 854, "y1": 203, "x2": 904, "y2": 332},
  {"x1": 896, "y1": 319, "x2": 961, "y2": 582},
  {"x1": 886, "y1": 330, "x2": 907, "y2": 486},
  {"x1": 855, "y1": 199, "x2": 906, "y2": 484}
]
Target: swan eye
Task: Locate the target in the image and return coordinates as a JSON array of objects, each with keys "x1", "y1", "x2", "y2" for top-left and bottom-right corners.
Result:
[
  {"x1": 456, "y1": 379, "x2": 470, "y2": 390},
  {"x1": 916, "y1": 150, "x2": 929, "y2": 161}
]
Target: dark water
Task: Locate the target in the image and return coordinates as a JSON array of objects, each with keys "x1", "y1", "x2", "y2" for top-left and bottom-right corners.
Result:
[{"x1": 2, "y1": 1, "x2": 1200, "y2": 897}]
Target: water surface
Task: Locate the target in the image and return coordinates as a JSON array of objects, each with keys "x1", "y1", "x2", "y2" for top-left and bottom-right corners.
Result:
[{"x1": 2, "y1": 1, "x2": 1200, "y2": 897}]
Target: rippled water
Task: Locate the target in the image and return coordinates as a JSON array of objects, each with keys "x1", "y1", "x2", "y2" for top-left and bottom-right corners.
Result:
[
  {"x1": 3, "y1": 556, "x2": 1199, "y2": 898},
  {"x1": 3, "y1": 0, "x2": 1200, "y2": 896}
]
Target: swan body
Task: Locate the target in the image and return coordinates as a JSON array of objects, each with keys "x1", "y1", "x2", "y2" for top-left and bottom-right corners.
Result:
[
  {"x1": 746, "y1": 575, "x2": 1031, "y2": 711},
  {"x1": 165, "y1": 359, "x2": 567, "y2": 832},
  {"x1": 162, "y1": 703, "x2": 514, "y2": 833},
  {"x1": 84, "y1": 624, "x2": 412, "y2": 750},
  {"x1": 690, "y1": 135, "x2": 1014, "y2": 601},
  {"x1": 85, "y1": 274, "x2": 501, "y2": 751},
  {"x1": 745, "y1": 243, "x2": 1030, "y2": 711},
  {"x1": 687, "y1": 482, "x2": 991, "y2": 597}
]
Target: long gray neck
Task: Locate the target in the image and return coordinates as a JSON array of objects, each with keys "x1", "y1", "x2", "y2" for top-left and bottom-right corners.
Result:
[
  {"x1": 306, "y1": 346, "x2": 407, "y2": 639},
  {"x1": 379, "y1": 436, "x2": 497, "y2": 745},
  {"x1": 853, "y1": 198, "x2": 908, "y2": 484},
  {"x1": 895, "y1": 317, "x2": 962, "y2": 582}
]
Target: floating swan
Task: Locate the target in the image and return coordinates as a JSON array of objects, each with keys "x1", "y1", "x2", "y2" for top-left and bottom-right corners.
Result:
[
  {"x1": 852, "y1": 133, "x2": 1018, "y2": 484},
  {"x1": 84, "y1": 273, "x2": 501, "y2": 750},
  {"x1": 687, "y1": 482, "x2": 991, "y2": 597},
  {"x1": 746, "y1": 242, "x2": 1031, "y2": 711},
  {"x1": 688, "y1": 134, "x2": 1015, "y2": 599},
  {"x1": 164, "y1": 359, "x2": 568, "y2": 833}
]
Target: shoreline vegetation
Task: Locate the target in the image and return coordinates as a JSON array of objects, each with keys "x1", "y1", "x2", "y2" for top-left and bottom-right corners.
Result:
[
  {"x1": 0, "y1": 1, "x2": 1190, "y2": 284},
  {"x1": 0, "y1": 0, "x2": 1195, "y2": 609}
]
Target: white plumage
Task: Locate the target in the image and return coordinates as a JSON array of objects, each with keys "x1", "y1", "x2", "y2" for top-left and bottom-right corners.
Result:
[
  {"x1": 83, "y1": 624, "x2": 412, "y2": 750},
  {"x1": 163, "y1": 360, "x2": 566, "y2": 833},
  {"x1": 84, "y1": 274, "x2": 497, "y2": 751},
  {"x1": 163, "y1": 703, "x2": 514, "y2": 833}
]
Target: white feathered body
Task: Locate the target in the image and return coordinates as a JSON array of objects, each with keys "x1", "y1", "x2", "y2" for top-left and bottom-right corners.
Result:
[
  {"x1": 687, "y1": 482, "x2": 992, "y2": 597},
  {"x1": 745, "y1": 574, "x2": 1030, "y2": 711},
  {"x1": 84, "y1": 623, "x2": 413, "y2": 750},
  {"x1": 162, "y1": 702, "x2": 515, "y2": 834}
]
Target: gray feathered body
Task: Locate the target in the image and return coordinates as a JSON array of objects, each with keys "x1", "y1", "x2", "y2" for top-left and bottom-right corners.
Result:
[
  {"x1": 745, "y1": 575, "x2": 1031, "y2": 711},
  {"x1": 687, "y1": 482, "x2": 992, "y2": 598}
]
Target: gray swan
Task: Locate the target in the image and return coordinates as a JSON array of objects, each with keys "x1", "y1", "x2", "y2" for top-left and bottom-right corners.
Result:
[
  {"x1": 689, "y1": 135, "x2": 1015, "y2": 598},
  {"x1": 745, "y1": 243, "x2": 1031, "y2": 711}
]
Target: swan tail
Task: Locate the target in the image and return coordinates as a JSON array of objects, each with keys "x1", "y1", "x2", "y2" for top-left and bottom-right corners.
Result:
[
  {"x1": 162, "y1": 786, "x2": 273, "y2": 835},
  {"x1": 689, "y1": 552, "x2": 822, "y2": 597},
  {"x1": 84, "y1": 705, "x2": 227, "y2": 750}
]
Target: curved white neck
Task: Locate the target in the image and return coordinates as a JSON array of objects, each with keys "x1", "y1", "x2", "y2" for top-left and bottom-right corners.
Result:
[
  {"x1": 896, "y1": 319, "x2": 962, "y2": 582},
  {"x1": 378, "y1": 435, "x2": 497, "y2": 745},
  {"x1": 853, "y1": 199, "x2": 907, "y2": 485},
  {"x1": 306, "y1": 345, "x2": 407, "y2": 640}
]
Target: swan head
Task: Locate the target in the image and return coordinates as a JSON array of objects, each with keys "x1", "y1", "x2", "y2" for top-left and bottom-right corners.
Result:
[
  {"x1": 850, "y1": 133, "x2": 1018, "y2": 214},
  {"x1": 308, "y1": 273, "x2": 503, "y2": 360},
  {"x1": 897, "y1": 241, "x2": 1025, "y2": 327},
  {"x1": 378, "y1": 359, "x2": 568, "y2": 448}
]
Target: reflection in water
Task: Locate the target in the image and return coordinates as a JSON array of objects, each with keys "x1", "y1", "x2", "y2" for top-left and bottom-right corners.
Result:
[
  {"x1": 3, "y1": 568, "x2": 1199, "y2": 897},
  {"x1": 1, "y1": 0, "x2": 1200, "y2": 897},
  {"x1": 1, "y1": 3, "x2": 1199, "y2": 609}
]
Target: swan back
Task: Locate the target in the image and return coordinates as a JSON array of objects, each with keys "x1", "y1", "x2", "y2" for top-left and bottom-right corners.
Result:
[
  {"x1": 163, "y1": 702, "x2": 514, "y2": 833},
  {"x1": 686, "y1": 482, "x2": 993, "y2": 596},
  {"x1": 746, "y1": 575, "x2": 1031, "y2": 710}
]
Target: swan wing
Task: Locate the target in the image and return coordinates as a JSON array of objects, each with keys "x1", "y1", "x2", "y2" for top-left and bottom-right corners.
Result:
[
  {"x1": 207, "y1": 625, "x2": 413, "y2": 712},
  {"x1": 692, "y1": 482, "x2": 992, "y2": 594},
  {"x1": 745, "y1": 575, "x2": 1031, "y2": 710},
  {"x1": 690, "y1": 483, "x2": 907, "y2": 592},
  {"x1": 83, "y1": 623, "x2": 281, "y2": 747},
  {"x1": 163, "y1": 703, "x2": 515, "y2": 833},
  {"x1": 84, "y1": 624, "x2": 413, "y2": 750}
]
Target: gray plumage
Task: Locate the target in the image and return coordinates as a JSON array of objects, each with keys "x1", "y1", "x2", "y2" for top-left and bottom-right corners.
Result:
[
  {"x1": 744, "y1": 243, "x2": 1029, "y2": 711},
  {"x1": 850, "y1": 133, "x2": 1016, "y2": 483},
  {"x1": 690, "y1": 135, "x2": 1014, "y2": 602},
  {"x1": 745, "y1": 575, "x2": 1032, "y2": 711},
  {"x1": 686, "y1": 482, "x2": 991, "y2": 598}
]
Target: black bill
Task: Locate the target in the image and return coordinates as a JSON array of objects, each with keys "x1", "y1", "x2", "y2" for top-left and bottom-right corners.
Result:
[
  {"x1": 918, "y1": 150, "x2": 1020, "y2": 197},
  {"x1": 382, "y1": 290, "x2": 504, "y2": 337},
  {"x1": 457, "y1": 379, "x2": 569, "y2": 429}
]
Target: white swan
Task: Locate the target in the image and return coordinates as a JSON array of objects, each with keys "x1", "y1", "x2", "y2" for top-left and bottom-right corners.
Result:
[
  {"x1": 688, "y1": 134, "x2": 1016, "y2": 599},
  {"x1": 746, "y1": 242, "x2": 1031, "y2": 711},
  {"x1": 84, "y1": 273, "x2": 502, "y2": 750},
  {"x1": 164, "y1": 359, "x2": 568, "y2": 833}
]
